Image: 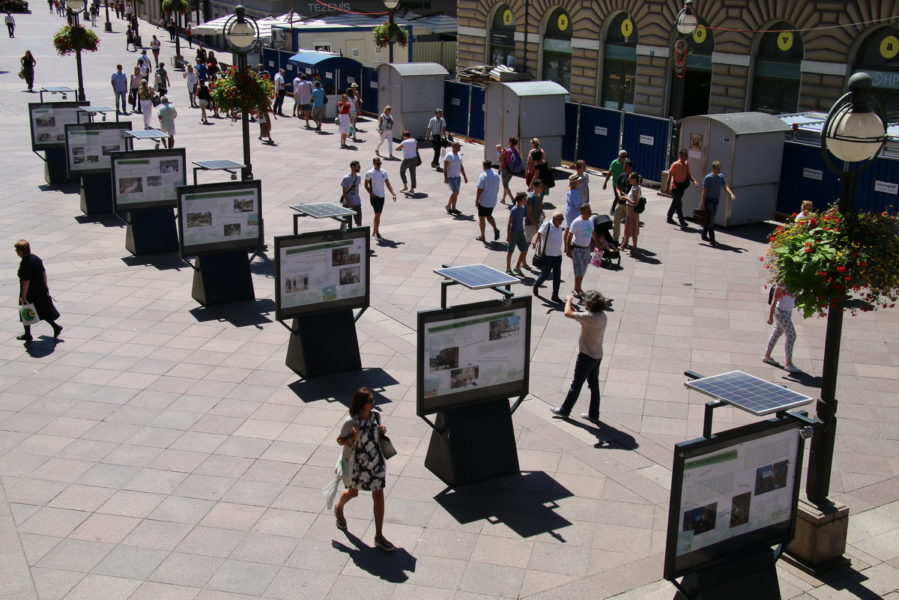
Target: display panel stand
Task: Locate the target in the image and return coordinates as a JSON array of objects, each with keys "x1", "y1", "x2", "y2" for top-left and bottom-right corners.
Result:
[
  {"x1": 191, "y1": 250, "x2": 255, "y2": 306},
  {"x1": 44, "y1": 147, "x2": 69, "y2": 185},
  {"x1": 424, "y1": 398, "x2": 520, "y2": 486},
  {"x1": 125, "y1": 208, "x2": 179, "y2": 255},
  {"x1": 673, "y1": 546, "x2": 781, "y2": 600},
  {"x1": 285, "y1": 310, "x2": 361, "y2": 378},
  {"x1": 80, "y1": 173, "x2": 114, "y2": 214}
]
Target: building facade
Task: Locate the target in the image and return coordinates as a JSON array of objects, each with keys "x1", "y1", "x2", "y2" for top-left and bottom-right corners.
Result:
[{"x1": 456, "y1": 0, "x2": 899, "y2": 120}]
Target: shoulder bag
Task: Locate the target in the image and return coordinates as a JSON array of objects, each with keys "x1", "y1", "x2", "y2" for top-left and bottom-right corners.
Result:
[
  {"x1": 374, "y1": 412, "x2": 397, "y2": 460},
  {"x1": 532, "y1": 224, "x2": 549, "y2": 269}
]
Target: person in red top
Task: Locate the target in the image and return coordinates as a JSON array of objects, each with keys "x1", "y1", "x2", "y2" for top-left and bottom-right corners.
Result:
[
  {"x1": 337, "y1": 93, "x2": 352, "y2": 148},
  {"x1": 664, "y1": 149, "x2": 698, "y2": 228}
]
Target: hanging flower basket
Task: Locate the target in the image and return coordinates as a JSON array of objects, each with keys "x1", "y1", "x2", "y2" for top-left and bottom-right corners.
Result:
[
  {"x1": 161, "y1": 0, "x2": 189, "y2": 15},
  {"x1": 209, "y1": 67, "x2": 276, "y2": 114},
  {"x1": 53, "y1": 25, "x2": 100, "y2": 56},
  {"x1": 373, "y1": 21, "x2": 408, "y2": 49},
  {"x1": 763, "y1": 206, "x2": 899, "y2": 318}
]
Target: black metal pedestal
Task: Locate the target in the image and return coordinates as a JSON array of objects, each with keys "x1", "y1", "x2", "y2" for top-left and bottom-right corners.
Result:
[
  {"x1": 425, "y1": 398, "x2": 520, "y2": 486},
  {"x1": 191, "y1": 250, "x2": 255, "y2": 306},
  {"x1": 675, "y1": 546, "x2": 781, "y2": 600},
  {"x1": 44, "y1": 147, "x2": 69, "y2": 185},
  {"x1": 285, "y1": 310, "x2": 361, "y2": 378},
  {"x1": 125, "y1": 208, "x2": 179, "y2": 255},
  {"x1": 80, "y1": 172, "x2": 114, "y2": 214}
]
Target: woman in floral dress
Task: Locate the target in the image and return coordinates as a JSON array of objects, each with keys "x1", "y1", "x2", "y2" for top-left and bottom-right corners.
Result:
[{"x1": 334, "y1": 387, "x2": 395, "y2": 551}]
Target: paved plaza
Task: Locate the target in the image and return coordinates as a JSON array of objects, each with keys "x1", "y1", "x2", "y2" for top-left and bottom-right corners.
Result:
[{"x1": 0, "y1": 10, "x2": 897, "y2": 600}]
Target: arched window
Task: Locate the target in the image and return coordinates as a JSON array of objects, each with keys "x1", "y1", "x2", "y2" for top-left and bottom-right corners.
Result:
[
  {"x1": 542, "y1": 8, "x2": 572, "y2": 90},
  {"x1": 489, "y1": 5, "x2": 517, "y2": 68},
  {"x1": 751, "y1": 22, "x2": 803, "y2": 114},
  {"x1": 854, "y1": 27, "x2": 899, "y2": 121},
  {"x1": 602, "y1": 13, "x2": 638, "y2": 111}
]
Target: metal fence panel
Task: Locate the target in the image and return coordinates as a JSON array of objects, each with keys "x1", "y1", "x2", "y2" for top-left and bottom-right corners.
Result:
[
  {"x1": 469, "y1": 86, "x2": 485, "y2": 141},
  {"x1": 577, "y1": 105, "x2": 622, "y2": 170},
  {"x1": 622, "y1": 112, "x2": 672, "y2": 180},
  {"x1": 562, "y1": 102, "x2": 578, "y2": 163},
  {"x1": 413, "y1": 41, "x2": 457, "y2": 74},
  {"x1": 444, "y1": 81, "x2": 471, "y2": 137},
  {"x1": 361, "y1": 67, "x2": 378, "y2": 114},
  {"x1": 858, "y1": 155, "x2": 899, "y2": 214},
  {"x1": 777, "y1": 142, "x2": 840, "y2": 214}
]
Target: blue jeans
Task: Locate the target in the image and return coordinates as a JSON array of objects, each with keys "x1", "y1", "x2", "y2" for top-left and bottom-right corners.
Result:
[
  {"x1": 559, "y1": 352, "x2": 602, "y2": 417},
  {"x1": 533, "y1": 254, "x2": 562, "y2": 297},
  {"x1": 114, "y1": 90, "x2": 127, "y2": 114},
  {"x1": 701, "y1": 197, "x2": 719, "y2": 240}
]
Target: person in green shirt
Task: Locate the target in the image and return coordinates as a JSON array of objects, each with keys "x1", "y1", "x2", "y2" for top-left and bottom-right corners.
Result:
[{"x1": 602, "y1": 149, "x2": 627, "y2": 213}]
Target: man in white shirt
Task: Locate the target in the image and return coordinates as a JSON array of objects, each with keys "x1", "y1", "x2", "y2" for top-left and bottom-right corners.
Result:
[
  {"x1": 294, "y1": 73, "x2": 313, "y2": 126},
  {"x1": 475, "y1": 160, "x2": 500, "y2": 243},
  {"x1": 341, "y1": 160, "x2": 363, "y2": 228},
  {"x1": 565, "y1": 203, "x2": 594, "y2": 298},
  {"x1": 364, "y1": 157, "x2": 396, "y2": 240},
  {"x1": 272, "y1": 69, "x2": 286, "y2": 115},
  {"x1": 443, "y1": 140, "x2": 467, "y2": 215},
  {"x1": 425, "y1": 108, "x2": 446, "y2": 170},
  {"x1": 532, "y1": 210, "x2": 566, "y2": 302}
]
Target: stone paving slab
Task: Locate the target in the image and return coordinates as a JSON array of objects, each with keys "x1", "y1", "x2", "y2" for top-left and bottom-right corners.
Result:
[{"x1": 0, "y1": 8, "x2": 897, "y2": 600}]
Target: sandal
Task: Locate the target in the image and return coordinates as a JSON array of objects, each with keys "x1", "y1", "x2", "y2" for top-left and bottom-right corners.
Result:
[
  {"x1": 762, "y1": 357, "x2": 778, "y2": 366},
  {"x1": 334, "y1": 507, "x2": 347, "y2": 530},
  {"x1": 374, "y1": 536, "x2": 395, "y2": 552}
]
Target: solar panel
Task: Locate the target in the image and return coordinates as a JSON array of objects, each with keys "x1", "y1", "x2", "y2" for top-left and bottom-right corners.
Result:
[
  {"x1": 41, "y1": 86, "x2": 76, "y2": 93},
  {"x1": 79, "y1": 106, "x2": 116, "y2": 113},
  {"x1": 434, "y1": 264, "x2": 520, "y2": 289},
  {"x1": 290, "y1": 202, "x2": 357, "y2": 218},
  {"x1": 126, "y1": 129, "x2": 168, "y2": 139},
  {"x1": 193, "y1": 159, "x2": 245, "y2": 170},
  {"x1": 685, "y1": 371, "x2": 813, "y2": 416}
]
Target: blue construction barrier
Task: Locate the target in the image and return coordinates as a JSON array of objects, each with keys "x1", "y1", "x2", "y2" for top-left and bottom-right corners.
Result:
[
  {"x1": 469, "y1": 85, "x2": 485, "y2": 141},
  {"x1": 562, "y1": 102, "x2": 578, "y2": 163},
  {"x1": 621, "y1": 112, "x2": 671, "y2": 180},
  {"x1": 361, "y1": 67, "x2": 378, "y2": 114},
  {"x1": 444, "y1": 81, "x2": 471, "y2": 137},
  {"x1": 779, "y1": 142, "x2": 899, "y2": 215},
  {"x1": 578, "y1": 105, "x2": 623, "y2": 170}
]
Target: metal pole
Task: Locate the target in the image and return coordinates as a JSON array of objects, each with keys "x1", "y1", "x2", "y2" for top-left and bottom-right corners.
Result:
[
  {"x1": 388, "y1": 10, "x2": 394, "y2": 63},
  {"x1": 174, "y1": 10, "x2": 182, "y2": 67},
  {"x1": 75, "y1": 49, "x2": 85, "y2": 102},
  {"x1": 805, "y1": 168, "x2": 854, "y2": 506},
  {"x1": 239, "y1": 52, "x2": 253, "y2": 181},
  {"x1": 104, "y1": 0, "x2": 111, "y2": 31}
]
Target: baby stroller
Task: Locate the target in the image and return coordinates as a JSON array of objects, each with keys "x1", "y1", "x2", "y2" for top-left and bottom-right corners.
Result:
[{"x1": 591, "y1": 214, "x2": 621, "y2": 269}]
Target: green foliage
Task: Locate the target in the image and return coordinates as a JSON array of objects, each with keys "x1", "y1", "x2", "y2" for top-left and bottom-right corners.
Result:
[
  {"x1": 162, "y1": 0, "x2": 189, "y2": 14},
  {"x1": 372, "y1": 21, "x2": 408, "y2": 48},
  {"x1": 52, "y1": 25, "x2": 100, "y2": 55},
  {"x1": 209, "y1": 67, "x2": 276, "y2": 114},
  {"x1": 763, "y1": 205, "x2": 899, "y2": 318}
]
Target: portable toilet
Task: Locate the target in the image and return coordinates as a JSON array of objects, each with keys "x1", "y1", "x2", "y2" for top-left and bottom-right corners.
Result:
[
  {"x1": 377, "y1": 63, "x2": 449, "y2": 139},
  {"x1": 288, "y1": 51, "x2": 363, "y2": 95},
  {"x1": 679, "y1": 112, "x2": 791, "y2": 226},
  {"x1": 483, "y1": 81, "x2": 568, "y2": 167}
]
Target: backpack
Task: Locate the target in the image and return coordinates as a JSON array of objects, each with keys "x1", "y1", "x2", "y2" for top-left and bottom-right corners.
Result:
[
  {"x1": 506, "y1": 147, "x2": 523, "y2": 174},
  {"x1": 767, "y1": 285, "x2": 776, "y2": 305},
  {"x1": 636, "y1": 197, "x2": 646, "y2": 214}
]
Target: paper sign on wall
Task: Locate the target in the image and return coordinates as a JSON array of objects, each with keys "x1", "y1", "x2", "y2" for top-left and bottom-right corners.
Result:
[
  {"x1": 594, "y1": 126, "x2": 607, "y2": 136},
  {"x1": 639, "y1": 134, "x2": 654, "y2": 146},
  {"x1": 874, "y1": 180, "x2": 898, "y2": 195},
  {"x1": 802, "y1": 168, "x2": 823, "y2": 181},
  {"x1": 451, "y1": 97, "x2": 461, "y2": 106}
]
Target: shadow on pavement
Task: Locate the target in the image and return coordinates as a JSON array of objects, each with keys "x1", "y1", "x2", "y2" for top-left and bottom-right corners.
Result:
[
  {"x1": 720, "y1": 222, "x2": 777, "y2": 245},
  {"x1": 563, "y1": 418, "x2": 639, "y2": 450},
  {"x1": 374, "y1": 236, "x2": 404, "y2": 249},
  {"x1": 121, "y1": 252, "x2": 186, "y2": 271},
  {"x1": 74, "y1": 214, "x2": 124, "y2": 228},
  {"x1": 249, "y1": 252, "x2": 274, "y2": 277},
  {"x1": 434, "y1": 471, "x2": 574, "y2": 540},
  {"x1": 188, "y1": 298, "x2": 274, "y2": 328},
  {"x1": 331, "y1": 530, "x2": 416, "y2": 584},
  {"x1": 287, "y1": 368, "x2": 399, "y2": 405},
  {"x1": 629, "y1": 248, "x2": 661, "y2": 265},
  {"x1": 784, "y1": 371, "x2": 823, "y2": 388},
  {"x1": 24, "y1": 337, "x2": 61, "y2": 358}
]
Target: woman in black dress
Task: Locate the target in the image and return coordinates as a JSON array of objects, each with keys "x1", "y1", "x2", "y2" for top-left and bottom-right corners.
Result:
[
  {"x1": 334, "y1": 387, "x2": 395, "y2": 552},
  {"x1": 20, "y1": 50, "x2": 36, "y2": 91},
  {"x1": 15, "y1": 240, "x2": 61, "y2": 342}
]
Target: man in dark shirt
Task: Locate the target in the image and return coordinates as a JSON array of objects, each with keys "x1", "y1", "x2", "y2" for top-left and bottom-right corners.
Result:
[
  {"x1": 611, "y1": 159, "x2": 634, "y2": 244},
  {"x1": 15, "y1": 240, "x2": 62, "y2": 342}
]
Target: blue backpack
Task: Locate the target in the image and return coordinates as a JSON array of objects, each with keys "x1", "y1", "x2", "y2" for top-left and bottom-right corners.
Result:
[{"x1": 506, "y1": 147, "x2": 523, "y2": 173}]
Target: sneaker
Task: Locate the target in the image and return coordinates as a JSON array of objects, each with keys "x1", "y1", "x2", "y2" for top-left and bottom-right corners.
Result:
[
  {"x1": 506, "y1": 269, "x2": 515, "y2": 276},
  {"x1": 785, "y1": 364, "x2": 801, "y2": 373},
  {"x1": 16, "y1": 334, "x2": 33, "y2": 341},
  {"x1": 666, "y1": 218, "x2": 676, "y2": 225},
  {"x1": 445, "y1": 205, "x2": 452, "y2": 214},
  {"x1": 550, "y1": 407, "x2": 570, "y2": 418},
  {"x1": 762, "y1": 357, "x2": 778, "y2": 366},
  {"x1": 581, "y1": 413, "x2": 600, "y2": 423},
  {"x1": 374, "y1": 536, "x2": 395, "y2": 552}
]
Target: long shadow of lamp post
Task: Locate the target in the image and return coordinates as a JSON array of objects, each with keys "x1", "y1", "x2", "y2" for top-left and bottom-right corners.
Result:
[{"x1": 223, "y1": 5, "x2": 260, "y2": 182}]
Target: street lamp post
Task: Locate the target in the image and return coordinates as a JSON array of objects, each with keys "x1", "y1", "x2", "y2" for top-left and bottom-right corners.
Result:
[
  {"x1": 383, "y1": 0, "x2": 399, "y2": 63},
  {"x1": 807, "y1": 72, "x2": 887, "y2": 506},
  {"x1": 223, "y1": 5, "x2": 259, "y2": 182},
  {"x1": 66, "y1": 0, "x2": 87, "y2": 102},
  {"x1": 104, "y1": 0, "x2": 111, "y2": 32}
]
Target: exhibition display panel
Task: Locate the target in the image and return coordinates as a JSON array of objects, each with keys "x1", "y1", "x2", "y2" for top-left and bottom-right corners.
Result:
[
  {"x1": 112, "y1": 148, "x2": 186, "y2": 255},
  {"x1": 275, "y1": 228, "x2": 370, "y2": 378},
  {"x1": 28, "y1": 100, "x2": 90, "y2": 184},
  {"x1": 64, "y1": 120, "x2": 133, "y2": 215}
]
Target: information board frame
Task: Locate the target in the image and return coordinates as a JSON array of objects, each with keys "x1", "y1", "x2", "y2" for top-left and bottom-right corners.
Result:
[
  {"x1": 64, "y1": 120, "x2": 132, "y2": 175},
  {"x1": 663, "y1": 418, "x2": 806, "y2": 581},
  {"x1": 176, "y1": 179, "x2": 263, "y2": 256},
  {"x1": 274, "y1": 228, "x2": 371, "y2": 321},
  {"x1": 28, "y1": 101, "x2": 90, "y2": 152},
  {"x1": 111, "y1": 148, "x2": 187, "y2": 211},
  {"x1": 417, "y1": 296, "x2": 531, "y2": 417}
]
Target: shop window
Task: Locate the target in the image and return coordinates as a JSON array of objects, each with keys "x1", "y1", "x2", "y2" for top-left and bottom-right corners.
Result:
[
  {"x1": 602, "y1": 13, "x2": 637, "y2": 111},
  {"x1": 751, "y1": 22, "x2": 802, "y2": 115},
  {"x1": 489, "y1": 5, "x2": 517, "y2": 68},
  {"x1": 854, "y1": 26, "x2": 899, "y2": 121},
  {"x1": 542, "y1": 8, "x2": 572, "y2": 90}
]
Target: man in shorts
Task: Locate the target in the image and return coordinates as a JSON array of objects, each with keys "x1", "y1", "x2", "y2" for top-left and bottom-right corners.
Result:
[
  {"x1": 341, "y1": 160, "x2": 363, "y2": 228},
  {"x1": 506, "y1": 192, "x2": 529, "y2": 275},
  {"x1": 311, "y1": 81, "x2": 326, "y2": 131},
  {"x1": 443, "y1": 140, "x2": 467, "y2": 215},
  {"x1": 364, "y1": 157, "x2": 397, "y2": 240},
  {"x1": 475, "y1": 160, "x2": 501, "y2": 243},
  {"x1": 294, "y1": 73, "x2": 313, "y2": 125}
]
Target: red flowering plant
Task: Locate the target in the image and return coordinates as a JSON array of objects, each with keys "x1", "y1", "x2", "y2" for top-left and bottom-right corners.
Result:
[
  {"x1": 763, "y1": 205, "x2": 899, "y2": 318},
  {"x1": 209, "y1": 67, "x2": 275, "y2": 115},
  {"x1": 52, "y1": 25, "x2": 100, "y2": 55}
]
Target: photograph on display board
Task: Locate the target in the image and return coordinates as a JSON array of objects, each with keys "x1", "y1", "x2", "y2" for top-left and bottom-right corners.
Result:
[
  {"x1": 178, "y1": 183, "x2": 261, "y2": 254},
  {"x1": 65, "y1": 122, "x2": 132, "y2": 174},
  {"x1": 275, "y1": 232, "x2": 368, "y2": 319},
  {"x1": 28, "y1": 102, "x2": 89, "y2": 151},
  {"x1": 669, "y1": 425, "x2": 801, "y2": 568},
  {"x1": 112, "y1": 150, "x2": 186, "y2": 210},
  {"x1": 420, "y1": 303, "x2": 529, "y2": 408}
]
